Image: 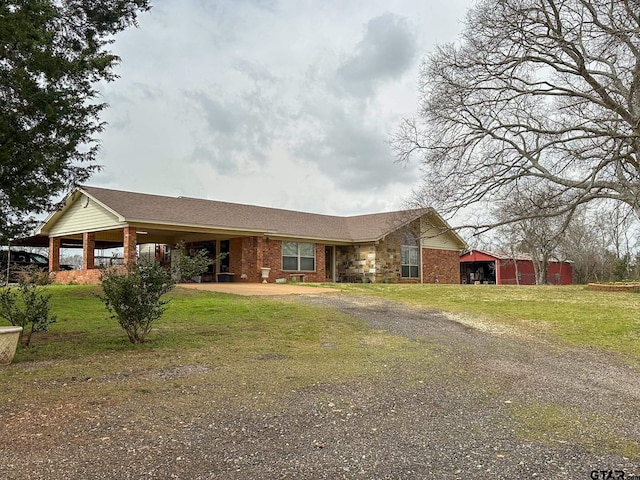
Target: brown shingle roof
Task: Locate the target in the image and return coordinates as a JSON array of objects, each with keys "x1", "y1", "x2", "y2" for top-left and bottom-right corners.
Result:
[{"x1": 80, "y1": 186, "x2": 432, "y2": 243}]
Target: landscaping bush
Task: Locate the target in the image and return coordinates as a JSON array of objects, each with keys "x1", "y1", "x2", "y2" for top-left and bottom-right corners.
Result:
[
  {"x1": 172, "y1": 241, "x2": 213, "y2": 282},
  {"x1": 100, "y1": 261, "x2": 174, "y2": 344},
  {"x1": 0, "y1": 280, "x2": 57, "y2": 347},
  {"x1": 18, "y1": 265, "x2": 52, "y2": 286}
]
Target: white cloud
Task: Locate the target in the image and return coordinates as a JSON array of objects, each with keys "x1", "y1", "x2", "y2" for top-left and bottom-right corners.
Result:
[{"x1": 92, "y1": 0, "x2": 473, "y2": 214}]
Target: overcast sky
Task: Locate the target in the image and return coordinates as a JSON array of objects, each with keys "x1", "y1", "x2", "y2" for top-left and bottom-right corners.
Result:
[{"x1": 93, "y1": 0, "x2": 473, "y2": 216}]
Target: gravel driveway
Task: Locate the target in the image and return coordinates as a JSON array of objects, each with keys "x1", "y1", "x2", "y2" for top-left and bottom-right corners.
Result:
[{"x1": 2, "y1": 293, "x2": 639, "y2": 479}]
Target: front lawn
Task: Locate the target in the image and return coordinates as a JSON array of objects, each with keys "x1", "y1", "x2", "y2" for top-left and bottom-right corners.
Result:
[
  {"x1": 7, "y1": 282, "x2": 639, "y2": 367},
  {"x1": 2, "y1": 282, "x2": 638, "y2": 409},
  {"x1": 327, "y1": 283, "x2": 640, "y2": 365},
  {"x1": 0, "y1": 285, "x2": 431, "y2": 408}
]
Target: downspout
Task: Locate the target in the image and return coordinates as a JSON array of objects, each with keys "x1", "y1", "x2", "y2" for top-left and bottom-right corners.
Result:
[{"x1": 495, "y1": 259, "x2": 500, "y2": 285}]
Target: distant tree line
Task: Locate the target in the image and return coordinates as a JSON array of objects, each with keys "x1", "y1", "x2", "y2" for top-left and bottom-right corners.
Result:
[{"x1": 472, "y1": 200, "x2": 640, "y2": 284}]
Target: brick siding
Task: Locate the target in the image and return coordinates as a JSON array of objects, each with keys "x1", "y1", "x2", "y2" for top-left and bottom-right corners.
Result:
[
  {"x1": 83, "y1": 232, "x2": 96, "y2": 269},
  {"x1": 48, "y1": 237, "x2": 61, "y2": 271},
  {"x1": 123, "y1": 226, "x2": 136, "y2": 266},
  {"x1": 51, "y1": 269, "x2": 102, "y2": 285},
  {"x1": 422, "y1": 248, "x2": 460, "y2": 284},
  {"x1": 228, "y1": 237, "x2": 326, "y2": 282}
]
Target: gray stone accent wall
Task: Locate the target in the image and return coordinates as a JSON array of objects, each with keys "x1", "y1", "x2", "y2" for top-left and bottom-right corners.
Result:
[
  {"x1": 374, "y1": 234, "x2": 403, "y2": 283},
  {"x1": 336, "y1": 244, "x2": 377, "y2": 282},
  {"x1": 335, "y1": 219, "x2": 460, "y2": 284}
]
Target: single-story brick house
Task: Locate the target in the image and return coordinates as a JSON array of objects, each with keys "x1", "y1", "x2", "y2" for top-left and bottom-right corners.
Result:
[
  {"x1": 459, "y1": 249, "x2": 573, "y2": 285},
  {"x1": 35, "y1": 186, "x2": 466, "y2": 284}
]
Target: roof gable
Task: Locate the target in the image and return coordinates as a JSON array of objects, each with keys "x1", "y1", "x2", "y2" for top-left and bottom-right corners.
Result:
[{"x1": 38, "y1": 191, "x2": 122, "y2": 236}]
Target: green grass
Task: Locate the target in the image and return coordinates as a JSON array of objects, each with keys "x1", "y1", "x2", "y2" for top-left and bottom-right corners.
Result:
[
  {"x1": 512, "y1": 402, "x2": 640, "y2": 457},
  {"x1": 0, "y1": 285, "x2": 434, "y2": 411},
  {"x1": 6, "y1": 282, "x2": 639, "y2": 371},
  {"x1": 323, "y1": 283, "x2": 640, "y2": 364}
]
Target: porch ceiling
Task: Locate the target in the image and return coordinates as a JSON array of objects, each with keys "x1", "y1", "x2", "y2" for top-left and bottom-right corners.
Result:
[
  {"x1": 10, "y1": 234, "x2": 121, "y2": 249},
  {"x1": 12, "y1": 226, "x2": 245, "y2": 250}
]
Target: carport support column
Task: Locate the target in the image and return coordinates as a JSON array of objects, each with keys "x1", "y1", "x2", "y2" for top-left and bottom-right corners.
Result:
[
  {"x1": 48, "y1": 237, "x2": 61, "y2": 272},
  {"x1": 123, "y1": 226, "x2": 137, "y2": 267},
  {"x1": 83, "y1": 232, "x2": 96, "y2": 270}
]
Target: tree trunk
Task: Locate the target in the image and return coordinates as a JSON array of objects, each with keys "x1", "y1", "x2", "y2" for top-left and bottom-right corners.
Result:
[{"x1": 531, "y1": 256, "x2": 549, "y2": 285}]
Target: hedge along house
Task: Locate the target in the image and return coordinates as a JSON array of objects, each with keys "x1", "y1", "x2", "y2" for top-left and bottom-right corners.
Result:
[
  {"x1": 459, "y1": 250, "x2": 573, "y2": 285},
  {"x1": 35, "y1": 186, "x2": 466, "y2": 284}
]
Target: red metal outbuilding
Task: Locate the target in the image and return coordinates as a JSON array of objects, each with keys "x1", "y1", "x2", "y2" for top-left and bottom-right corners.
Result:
[{"x1": 459, "y1": 250, "x2": 573, "y2": 285}]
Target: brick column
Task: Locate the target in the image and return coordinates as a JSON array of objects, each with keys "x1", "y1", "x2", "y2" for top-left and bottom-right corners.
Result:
[
  {"x1": 256, "y1": 236, "x2": 265, "y2": 269},
  {"x1": 123, "y1": 226, "x2": 137, "y2": 267},
  {"x1": 48, "y1": 237, "x2": 61, "y2": 272},
  {"x1": 83, "y1": 232, "x2": 96, "y2": 270}
]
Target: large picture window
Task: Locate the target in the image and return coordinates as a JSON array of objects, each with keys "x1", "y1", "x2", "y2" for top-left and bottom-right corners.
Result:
[
  {"x1": 401, "y1": 246, "x2": 419, "y2": 278},
  {"x1": 282, "y1": 241, "x2": 315, "y2": 271},
  {"x1": 400, "y1": 229, "x2": 420, "y2": 279}
]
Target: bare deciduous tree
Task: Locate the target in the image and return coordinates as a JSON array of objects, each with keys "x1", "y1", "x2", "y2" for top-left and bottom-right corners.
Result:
[
  {"x1": 560, "y1": 201, "x2": 640, "y2": 282},
  {"x1": 395, "y1": 0, "x2": 640, "y2": 228},
  {"x1": 495, "y1": 183, "x2": 572, "y2": 284}
]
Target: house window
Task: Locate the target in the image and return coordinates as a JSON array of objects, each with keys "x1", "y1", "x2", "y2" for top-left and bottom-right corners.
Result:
[
  {"x1": 401, "y1": 246, "x2": 419, "y2": 278},
  {"x1": 401, "y1": 230, "x2": 420, "y2": 278},
  {"x1": 283, "y1": 241, "x2": 315, "y2": 271}
]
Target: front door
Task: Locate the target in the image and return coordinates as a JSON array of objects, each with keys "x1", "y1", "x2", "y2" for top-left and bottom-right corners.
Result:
[{"x1": 324, "y1": 246, "x2": 333, "y2": 281}]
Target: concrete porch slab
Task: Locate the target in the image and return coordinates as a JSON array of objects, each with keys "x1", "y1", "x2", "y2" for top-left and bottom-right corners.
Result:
[{"x1": 177, "y1": 282, "x2": 338, "y2": 296}]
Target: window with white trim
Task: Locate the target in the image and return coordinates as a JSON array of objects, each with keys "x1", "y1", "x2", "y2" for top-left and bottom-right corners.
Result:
[
  {"x1": 401, "y1": 230, "x2": 420, "y2": 278},
  {"x1": 401, "y1": 246, "x2": 419, "y2": 278},
  {"x1": 282, "y1": 241, "x2": 315, "y2": 271}
]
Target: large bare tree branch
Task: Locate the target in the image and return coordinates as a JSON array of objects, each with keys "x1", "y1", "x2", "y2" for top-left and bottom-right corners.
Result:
[{"x1": 395, "y1": 0, "x2": 640, "y2": 225}]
